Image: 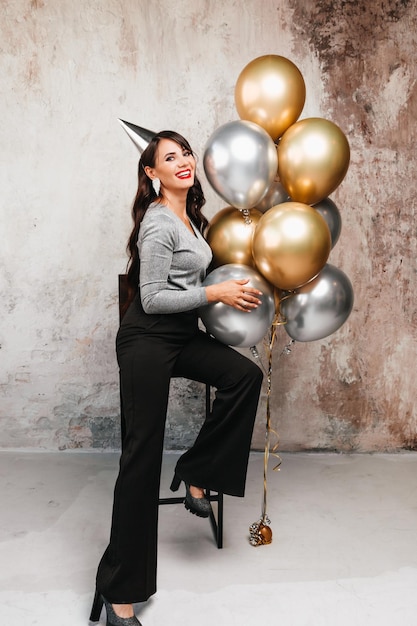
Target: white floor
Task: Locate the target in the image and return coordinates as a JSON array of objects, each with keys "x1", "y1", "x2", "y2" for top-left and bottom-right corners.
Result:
[{"x1": 1, "y1": 450, "x2": 417, "y2": 625}]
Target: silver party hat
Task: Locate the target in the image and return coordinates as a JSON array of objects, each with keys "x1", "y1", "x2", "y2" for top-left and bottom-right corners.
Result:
[{"x1": 118, "y1": 119, "x2": 156, "y2": 153}]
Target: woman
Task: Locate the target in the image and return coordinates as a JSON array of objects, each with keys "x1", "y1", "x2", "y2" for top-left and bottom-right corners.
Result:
[{"x1": 90, "y1": 130, "x2": 264, "y2": 625}]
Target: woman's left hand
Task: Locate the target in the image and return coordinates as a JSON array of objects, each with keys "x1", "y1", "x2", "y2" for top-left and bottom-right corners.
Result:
[{"x1": 205, "y1": 278, "x2": 262, "y2": 311}]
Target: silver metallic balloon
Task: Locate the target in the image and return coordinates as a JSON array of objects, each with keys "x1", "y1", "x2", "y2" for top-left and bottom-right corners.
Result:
[
  {"x1": 313, "y1": 197, "x2": 342, "y2": 249},
  {"x1": 203, "y1": 121, "x2": 278, "y2": 210},
  {"x1": 255, "y1": 178, "x2": 290, "y2": 214},
  {"x1": 199, "y1": 264, "x2": 275, "y2": 347},
  {"x1": 280, "y1": 264, "x2": 354, "y2": 342}
]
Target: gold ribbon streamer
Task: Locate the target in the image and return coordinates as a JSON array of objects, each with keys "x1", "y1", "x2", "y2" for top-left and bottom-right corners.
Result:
[
  {"x1": 261, "y1": 323, "x2": 279, "y2": 522},
  {"x1": 249, "y1": 314, "x2": 295, "y2": 547}
]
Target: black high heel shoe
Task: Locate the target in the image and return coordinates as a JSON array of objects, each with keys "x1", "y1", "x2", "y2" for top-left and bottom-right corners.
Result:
[
  {"x1": 90, "y1": 589, "x2": 142, "y2": 625},
  {"x1": 170, "y1": 473, "x2": 211, "y2": 518}
]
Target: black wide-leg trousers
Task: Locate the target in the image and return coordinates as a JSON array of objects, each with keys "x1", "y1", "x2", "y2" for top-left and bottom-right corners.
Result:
[{"x1": 95, "y1": 297, "x2": 263, "y2": 604}]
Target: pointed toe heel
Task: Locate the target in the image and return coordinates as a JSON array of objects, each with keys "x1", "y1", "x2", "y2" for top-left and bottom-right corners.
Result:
[
  {"x1": 90, "y1": 588, "x2": 103, "y2": 622},
  {"x1": 169, "y1": 472, "x2": 211, "y2": 518},
  {"x1": 184, "y1": 484, "x2": 211, "y2": 518},
  {"x1": 89, "y1": 590, "x2": 142, "y2": 625}
]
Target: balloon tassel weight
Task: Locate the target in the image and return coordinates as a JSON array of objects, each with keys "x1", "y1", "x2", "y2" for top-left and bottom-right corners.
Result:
[{"x1": 249, "y1": 319, "x2": 294, "y2": 547}]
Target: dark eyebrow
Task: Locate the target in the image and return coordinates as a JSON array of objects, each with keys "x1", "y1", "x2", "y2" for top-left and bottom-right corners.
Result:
[{"x1": 163, "y1": 148, "x2": 191, "y2": 159}]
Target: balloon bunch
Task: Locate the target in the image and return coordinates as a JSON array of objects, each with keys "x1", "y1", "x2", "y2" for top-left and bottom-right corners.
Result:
[
  {"x1": 201, "y1": 54, "x2": 353, "y2": 345},
  {"x1": 199, "y1": 54, "x2": 354, "y2": 545}
]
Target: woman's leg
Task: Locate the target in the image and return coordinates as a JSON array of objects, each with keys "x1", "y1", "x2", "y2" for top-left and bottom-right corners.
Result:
[
  {"x1": 172, "y1": 331, "x2": 263, "y2": 497},
  {"x1": 95, "y1": 333, "x2": 175, "y2": 604}
]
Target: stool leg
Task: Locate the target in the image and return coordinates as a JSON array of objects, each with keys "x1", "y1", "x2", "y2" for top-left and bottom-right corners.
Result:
[
  {"x1": 217, "y1": 492, "x2": 224, "y2": 549},
  {"x1": 207, "y1": 490, "x2": 224, "y2": 549}
]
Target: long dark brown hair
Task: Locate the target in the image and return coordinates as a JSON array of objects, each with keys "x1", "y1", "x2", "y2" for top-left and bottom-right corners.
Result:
[{"x1": 122, "y1": 130, "x2": 209, "y2": 315}]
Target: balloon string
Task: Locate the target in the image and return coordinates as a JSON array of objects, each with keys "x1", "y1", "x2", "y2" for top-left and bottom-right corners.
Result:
[
  {"x1": 273, "y1": 291, "x2": 296, "y2": 327},
  {"x1": 250, "y1": 330, "x2": 295, "y2": 525},
  {"x1": 261, "y1": 324, "x2": 277, "y2": 520}
]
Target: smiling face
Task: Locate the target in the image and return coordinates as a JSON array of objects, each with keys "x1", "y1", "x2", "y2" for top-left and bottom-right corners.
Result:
[{"x1": 144, "y1": 138, "x2": 196, "y2": 195}]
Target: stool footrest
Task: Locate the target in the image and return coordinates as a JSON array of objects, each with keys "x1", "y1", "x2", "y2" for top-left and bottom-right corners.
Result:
[{"x1": 158, "y1": 496, "x2": 185, "y2": 505}]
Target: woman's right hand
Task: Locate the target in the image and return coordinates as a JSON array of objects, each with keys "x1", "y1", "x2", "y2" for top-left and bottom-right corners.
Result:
[{"x1": 205, "y1": 278, "x2": 262, "y2": 312}]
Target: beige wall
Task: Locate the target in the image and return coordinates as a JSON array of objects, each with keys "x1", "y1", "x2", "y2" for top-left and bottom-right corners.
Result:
[{"x1": 1, "y1": 0, "x2": 416, "y2": 451}]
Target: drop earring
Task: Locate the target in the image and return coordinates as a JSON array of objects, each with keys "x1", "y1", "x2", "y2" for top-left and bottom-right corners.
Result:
[{"x1": 152, "y1": 178, "x2": 160, "y2": 195}]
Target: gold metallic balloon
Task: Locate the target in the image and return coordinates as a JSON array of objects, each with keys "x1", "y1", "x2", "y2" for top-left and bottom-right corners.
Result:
[
  {"x1": 235, "y1": 55, "x2": 306, "y2": 141},
  {"x1": 206, "y1": 207, "x2": 262, "y2": 268},
  {"x1": 252, "y1": 202, "x2": 331, "y2": 290},
  {"x1": 278, "y1": 118, "x2": 350, "y2": 205}
]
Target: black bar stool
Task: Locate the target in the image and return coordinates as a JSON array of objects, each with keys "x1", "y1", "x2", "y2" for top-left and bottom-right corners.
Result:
[{"x1": 118, "y1": 275, "x2": 224, "y2": 548}]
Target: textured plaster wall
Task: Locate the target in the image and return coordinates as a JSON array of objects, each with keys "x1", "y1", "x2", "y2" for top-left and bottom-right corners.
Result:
[{"x1": 1, "y1": 0, "x2": 416, "y2": 452}]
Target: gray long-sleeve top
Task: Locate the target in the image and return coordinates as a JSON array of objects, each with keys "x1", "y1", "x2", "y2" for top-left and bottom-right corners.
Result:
[{"x1": 138, "y1": 202, "x2": 213, "y2": 314}]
